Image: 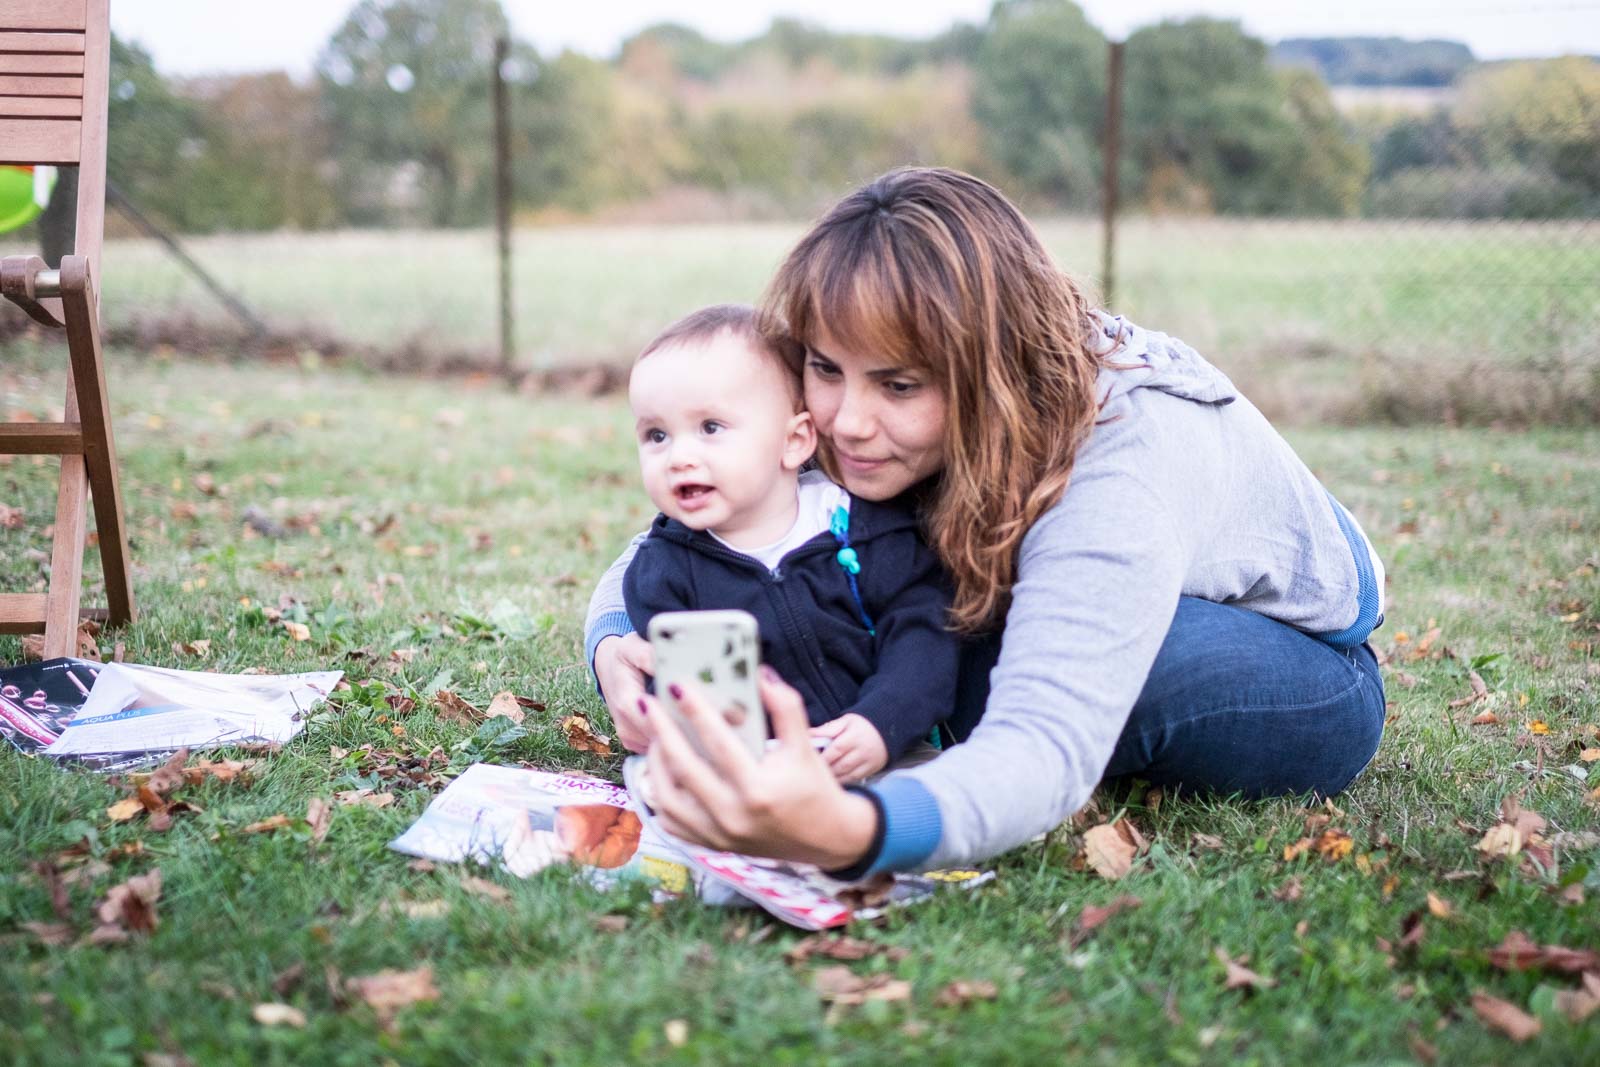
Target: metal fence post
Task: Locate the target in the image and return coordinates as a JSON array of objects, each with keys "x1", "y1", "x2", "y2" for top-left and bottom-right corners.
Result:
[
  {"x1": 1101, "y1": 39, "x2": 1125, "y2": 312},
  {"x1": 493, "y1": 36, "x2": 514, "y2": 380}
]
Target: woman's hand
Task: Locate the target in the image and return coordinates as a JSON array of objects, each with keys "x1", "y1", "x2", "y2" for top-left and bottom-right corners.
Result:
[
  {"x1": 593, "y1": 633, "x2": 654, "y2": 754},
  {"x1": 642, "y1": 666, "x2": 880, "y2": 870}
]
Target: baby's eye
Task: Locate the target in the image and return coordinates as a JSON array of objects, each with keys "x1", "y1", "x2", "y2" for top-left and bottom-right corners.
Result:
[
  {"x1": 701, "y1": 420, "x2": 725, "y2": 435},
  {"x1": 642, "y1": 428, "x2": 667, "y2": 445}
]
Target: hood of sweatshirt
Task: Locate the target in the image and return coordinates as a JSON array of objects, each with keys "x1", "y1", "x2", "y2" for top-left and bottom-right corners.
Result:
[{"x1": 1092, "y1": 312, "x2": 1240, "y2": 410}]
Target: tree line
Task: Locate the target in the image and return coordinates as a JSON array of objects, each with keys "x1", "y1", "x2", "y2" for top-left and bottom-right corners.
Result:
[{"x1": 103, "y1": 0, "x2": 1600, "y2": 233}]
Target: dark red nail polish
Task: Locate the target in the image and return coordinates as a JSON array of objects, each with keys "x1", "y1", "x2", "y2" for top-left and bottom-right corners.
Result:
[
  {"x1": 668, "y1": 683, "x2": 684, "y2": 700},
  {"x1": 637, "y1": 697, "x2": 649, "y2": 716}
]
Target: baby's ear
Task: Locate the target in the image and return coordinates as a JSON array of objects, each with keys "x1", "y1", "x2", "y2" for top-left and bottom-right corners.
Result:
[{"x1": 782, "y1": 409, "x2": 818, "y2": 471}]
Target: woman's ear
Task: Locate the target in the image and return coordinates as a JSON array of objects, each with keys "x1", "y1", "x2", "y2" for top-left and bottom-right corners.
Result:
[{"x1": 781, "y1": 409, "x2": 817, "y2": 472}]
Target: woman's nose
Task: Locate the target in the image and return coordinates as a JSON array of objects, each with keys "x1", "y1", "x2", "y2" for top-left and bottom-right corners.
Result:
[{"x1": 831, "y1": 388, "x2": 876, "y2": 441}]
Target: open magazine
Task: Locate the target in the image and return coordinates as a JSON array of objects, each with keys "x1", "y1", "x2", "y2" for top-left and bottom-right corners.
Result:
[
  {"x1": 0, "y1": 657, "x2": 340, "y2": 771},
  {"x1": 389, "y1": 759, "x2": 993, "y2": 930}
]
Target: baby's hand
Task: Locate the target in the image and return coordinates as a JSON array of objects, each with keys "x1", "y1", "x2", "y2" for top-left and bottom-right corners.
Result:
[{"x1": 808, "y1": 713, "x2": 888, "y2": 783}]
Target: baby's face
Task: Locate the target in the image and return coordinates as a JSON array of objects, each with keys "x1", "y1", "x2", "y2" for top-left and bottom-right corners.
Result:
[{"x1": 629, "y1": 333, "x2": 811, "y2": 542}]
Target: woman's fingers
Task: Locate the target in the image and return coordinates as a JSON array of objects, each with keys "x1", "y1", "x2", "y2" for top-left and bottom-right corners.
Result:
[
  {"x1": 669, "y1": 680, "x2": 758, "y2": 781},
  {"x1": 647, "y1": 695, "x2": 740, "y2": 840},
  {"x1": 758, "y1": 667, "x2": 813, "y2": 748}
]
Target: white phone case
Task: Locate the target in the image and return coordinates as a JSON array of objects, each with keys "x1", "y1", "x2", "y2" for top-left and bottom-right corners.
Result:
[{"x1": 647, "y1": 610, "x2": 767, "y2": 759}]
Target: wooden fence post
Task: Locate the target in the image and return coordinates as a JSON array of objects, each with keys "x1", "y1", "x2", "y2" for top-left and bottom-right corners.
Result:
[{"x1": 493, "y1": 36, "x2": 514, "y2": 380}]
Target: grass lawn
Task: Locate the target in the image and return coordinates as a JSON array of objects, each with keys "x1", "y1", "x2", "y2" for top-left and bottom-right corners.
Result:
[{"x1": 2, "y1": 342, "x2": 1598, "y2": 1064}]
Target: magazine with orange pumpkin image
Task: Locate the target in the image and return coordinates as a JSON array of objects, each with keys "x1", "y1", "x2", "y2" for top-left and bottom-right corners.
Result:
[{"x1": 647, "y1": 610, "x2": 768, "y2": 760}]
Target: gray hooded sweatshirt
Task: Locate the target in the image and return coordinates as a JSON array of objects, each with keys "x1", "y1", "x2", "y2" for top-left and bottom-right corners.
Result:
[{"x1": 585, "y1": 314, "x2": 1384, "y2": 873}]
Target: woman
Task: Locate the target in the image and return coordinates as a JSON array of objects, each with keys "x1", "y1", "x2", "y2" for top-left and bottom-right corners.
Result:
[{"x1": 586, "y1": 167, "x2": 1385, "y2": 878}]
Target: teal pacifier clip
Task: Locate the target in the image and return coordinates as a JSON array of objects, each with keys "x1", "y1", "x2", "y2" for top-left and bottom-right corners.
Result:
[{"x1": 831, "y1": 504, "x2": 876, "y2": 635}]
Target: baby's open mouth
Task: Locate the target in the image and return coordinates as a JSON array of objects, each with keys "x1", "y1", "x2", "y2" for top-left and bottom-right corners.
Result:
[{"x1": 674, "y1": 484, "x2": 714, "y2": 502}]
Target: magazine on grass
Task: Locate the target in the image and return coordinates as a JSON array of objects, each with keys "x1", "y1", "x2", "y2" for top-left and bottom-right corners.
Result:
[{"x1": 389, "y1": 759, "x2": 994, "y2": 930}]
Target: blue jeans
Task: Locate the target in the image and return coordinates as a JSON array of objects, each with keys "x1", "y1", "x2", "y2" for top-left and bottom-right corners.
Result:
[{"x1": 951, "y1": 596, "x2": 1385, "y2": 799}]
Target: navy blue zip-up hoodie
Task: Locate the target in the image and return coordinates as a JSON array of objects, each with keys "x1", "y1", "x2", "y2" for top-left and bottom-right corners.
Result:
[{"x1": 622, "y1": 494, "x2": 958, "y2": 761}]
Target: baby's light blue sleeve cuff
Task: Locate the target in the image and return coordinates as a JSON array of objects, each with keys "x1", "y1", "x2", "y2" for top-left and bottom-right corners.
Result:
[
  {"x1": 862, "y1": 775, "x2": 943, "y2": 876},
  {"x1": 585, "y1": 611, "x2": 635, "y2": 696}
]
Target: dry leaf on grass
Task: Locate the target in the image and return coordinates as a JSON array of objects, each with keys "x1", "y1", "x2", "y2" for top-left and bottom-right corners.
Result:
[
  {"x1": 1273, "y1": 877, "x2": 1304, "y2": 902},
  {"x1": 1487, "y1": 930, "x2": 1600, "y2": 974},
  {"x1": 345, "y1": 966, "x2": 439, "y2": 1022},
  {"x1": 305, "y1": 797, "x2": 332, "y2": 845},
  {"x1": 282, "y1": 621, "x2": 311, "y2": 642},
  {"x1": 1448, "y1": 670, "x2": 1490, "y2": 708},
  {"x1": 484, "y1": 691, "x2": 526, "y2": 724},
  {"x1": 1069, "y1": 894, "x2": 1143, "y2": 947},
  {"x1": 934, "y1": 979, "x2": 998, "y2": 1008},
  {"x1": 1214, "y1": 947, "x2": 1275, "y2": 992},
  {"x1": 21, "y1": 921, "x2": 74, "y2": 946},
  {"x1": 591, "y1": 914, "x2": 629, "y2": 934},
  {"x1": 460, "y1": 876, "x2": 510, "y2": 902},
  {"x1": 433, "y1": 690, "x2": 483, "y2": 724},
  {"x1": 240, "y1": 814, "x2": 292, "y2": 835},
  {"x1": 785, "y1": 934, "x2": 908, "y2": 965},
  {"x1": 811, "y1": 966, "x2": 912, "y2": 1006},
  {"x1": 107, "y1": 797, "x2": 144, "y2": 822},
  {"x1": 334, "y1": 789, "x2": 395, "y2": 809},
  {"x1": 1554, "y1": 973, "x2": 1600, "y2": 1023},
  {"x1": 561, "y1": 714, "x2": 613, "y2": 756},
  {"x1": 393, "y1": 899, "x2": 450, "y2": 920},
  {"x1": 1081, "y1": 819, "x2": 1146, "y2": 880},
  {"x1": 252, "y1": 1003, "x2": 307, "y2": 1028},
  {"x1": 1425, "y1": 892, "x2": 1453, "y2": 919},
  {"x1": 91, "y1": 868, "x2": 162, "y2": 942},
  {"x1": 1471, "y1": 991, "x2": 1542, "y2": 1042}
]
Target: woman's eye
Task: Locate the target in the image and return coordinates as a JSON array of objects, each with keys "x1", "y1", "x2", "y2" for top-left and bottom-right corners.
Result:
[
  {"x1": 701, "y1": 420, "x2": 724, "y2": 435},
  {"x1": 886, "y1": 379, "x2": 920, "y2": 396},
  {"x1": 807, "y1": 358, "x2": 841, "y2": 379}
]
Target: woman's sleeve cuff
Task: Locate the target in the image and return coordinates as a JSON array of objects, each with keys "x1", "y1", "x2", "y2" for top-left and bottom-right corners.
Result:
[
  {"x1": 826, "y1": 776, "x2": 942, "y2": 881},
  {"x1": 585, "y1": 611, "x2": 635, "y2": 697}
]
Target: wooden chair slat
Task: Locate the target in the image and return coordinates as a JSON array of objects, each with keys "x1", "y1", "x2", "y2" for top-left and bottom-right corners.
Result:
[
  {"x1": 0, "y1": 593, "x2": 50, "y2": 633},
  {"x1": 0, "y1": 31, "x2": 84, "y2": 53},
  {"x1": 0, "y1": 53, "x2": 83, "y2": 74},
  {"x1": 0, "y1": 73, "x2": 82, "y2": 96},
  {"x1": 0, "y1": 423, "x2": 84, "y2": 454},
  {"x1": 0, "y1": 1, "x2": 88, "y2": 33},
  {"x1": 0, "y1": 94, "x2": 81, "y2": 117},
  {"x1": 0, "y1": 117, "x2": 80, "y2": 164}
]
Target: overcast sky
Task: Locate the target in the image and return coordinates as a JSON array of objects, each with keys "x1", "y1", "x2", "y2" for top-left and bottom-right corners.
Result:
[{"x1": 113, "y1": 1, "x2": 1600, "y2": 78}]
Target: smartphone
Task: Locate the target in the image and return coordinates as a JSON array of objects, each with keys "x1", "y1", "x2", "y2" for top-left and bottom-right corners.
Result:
[{"x1": 647, "y1": 610, "x2": 768, "y2": 760}]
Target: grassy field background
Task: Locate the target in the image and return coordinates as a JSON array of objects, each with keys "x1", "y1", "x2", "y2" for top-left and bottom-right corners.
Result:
[{"x1": 2, "y1": 329, "x2": 1597, "y2": 1062}]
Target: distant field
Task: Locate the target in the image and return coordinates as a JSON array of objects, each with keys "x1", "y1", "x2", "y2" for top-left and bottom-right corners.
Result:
[{"x1": 92, "y1": 215, "x2": 1600, "y2": 422}]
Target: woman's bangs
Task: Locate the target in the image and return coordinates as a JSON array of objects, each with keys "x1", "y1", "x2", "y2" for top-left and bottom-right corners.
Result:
[{"x1": 802, "y1": 234, "x2": 927, "y2": 371}]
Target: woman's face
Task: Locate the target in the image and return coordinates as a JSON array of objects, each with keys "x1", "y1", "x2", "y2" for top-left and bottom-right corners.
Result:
[{"x1": 803, "y1": 331, "x2": 947, "y2": 501}]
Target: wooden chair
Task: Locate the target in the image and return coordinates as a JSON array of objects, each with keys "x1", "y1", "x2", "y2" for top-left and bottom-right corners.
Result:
[{"x1": 1, "y1": 0, "x2": 134, "y2": 658}]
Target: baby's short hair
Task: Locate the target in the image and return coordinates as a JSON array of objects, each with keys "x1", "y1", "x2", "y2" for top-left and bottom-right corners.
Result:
[{"x1": 637, "y1": 303, "x2": 804, "y2": 411}]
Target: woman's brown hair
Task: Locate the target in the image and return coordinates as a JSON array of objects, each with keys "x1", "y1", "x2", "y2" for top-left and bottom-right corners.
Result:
[{"x1": 762, "y1": 167, "x2": 1106, "y2": 632}]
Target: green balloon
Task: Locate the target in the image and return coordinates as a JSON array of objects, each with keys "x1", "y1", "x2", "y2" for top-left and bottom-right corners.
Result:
[{"x1": 0, "y1": 165, "x2": 55, "y2": 234}]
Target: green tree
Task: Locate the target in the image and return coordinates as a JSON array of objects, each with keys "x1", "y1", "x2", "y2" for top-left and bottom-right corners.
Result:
[
  {"x1": 1453, "y1": 57, "x2": 1600, "y2": 195},
  {"x1": 971, "y1": 0, "x2": 1107, "y2": 207},
  {"x1": 316, "y1": 0, "x2": 508, "y2": 226},
  {"x1": 1122, "y1": 18, "x2": 1366, "y2": 215}
]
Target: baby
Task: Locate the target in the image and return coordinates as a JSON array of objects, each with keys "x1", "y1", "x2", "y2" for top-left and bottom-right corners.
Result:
[{"x1": 622, "y1": 304, "x2": 958, "y2": 781}]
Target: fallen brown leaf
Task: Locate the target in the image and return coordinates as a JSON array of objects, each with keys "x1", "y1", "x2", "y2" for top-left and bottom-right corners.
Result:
[
  {"x1": 282, "y1": 621, "x2": 311, "y2": 642},
  {"x1": 1215, "y1": 947, "x2": 1275, "y2": 992},
  {"x1": 591, "y1": 914, "x2": 629, "y2": 934},
  {"x1": 240, "y1": 814, "x2": 292, "y2": 835},
  {"x1": 1553, "y1": 973, "x2": 1600, "y2": 1023},
  {"x1": 1313, "y1": 828, "x2": 1354, "y2": 861},
  {"x1": 560, "y1": 713, "x2": 613, "y2": 756},
  {"x1": 306, "y1": 797, "x2": 332, "y2": 845},
  {"x1": 107, "y1": 797, "x2": 144, "y2": 823},
  {"x1": 786, "y1": 934, "x2": 909, "y2": 965},
  {"x1": 1082, "y1": 819, "x2": 1144, "y2": 880},
  {"x1": 484, "y1": 691, "x2": 526, "y2": 724},
  {"x1": 252, "y1": 1003, "x2": 306, "y2": 1028},
  {"x1": 1070, "y1": 894, "x2": 1143, "y2": 946},
  {"x1": 934, "y1": 979, "x2": 999, "y2": 1008},
  {"x1": 1448, "y1": 670, "x2": 1490, "y2": 708},
  {"x1": 345, "y1": 966, "x2": 440, "y2": 1022},
  {"x1": 811, "y1": 965, "x2": 912, "y2": 1006},
  {"x1": 1273, "y1": 877, "x2": 1304, "y2": 902},
  {"x1": 1190, "y1": 833, "x2": 1225, "y2": 851},
  {"x1": 1471, "y1": 991, "x2": 1541, "y2": 1042},
  {"x1": 460, "y1": 876, "x2": 510, "y2": 902},
  {"x1": 1487, "y1": 930, "x2": 1600, "y2": 974},
  {"x1": 93, "y1": 868, "x2": 162, "y2": 940},
  {"x1": 173, "y1": 639, "x2": 211, "y2": 658},
  {"x1": 334, "y1": 789, "x2": 395, "y2": 809},
  {"x1": 21, "y1": 921, "x2": 74, "y2": 946},
  {"x1": 1470, "y1": 710, "x2": 1500, "y2": 726},
  {"x1": 1425, "y1": 893, "x2": 1453, "y2": 919},
  {"x1": 433, "y1": 690, "x2": 483, "y2": 725}
]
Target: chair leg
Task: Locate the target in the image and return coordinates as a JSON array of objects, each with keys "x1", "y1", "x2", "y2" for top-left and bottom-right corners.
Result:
[
  {"x1": 59, "y1": 256, "x2": 134, "y2": 626},
  {"x1": 43, "y1": 452, "x2": 90, "y2": 659}
]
